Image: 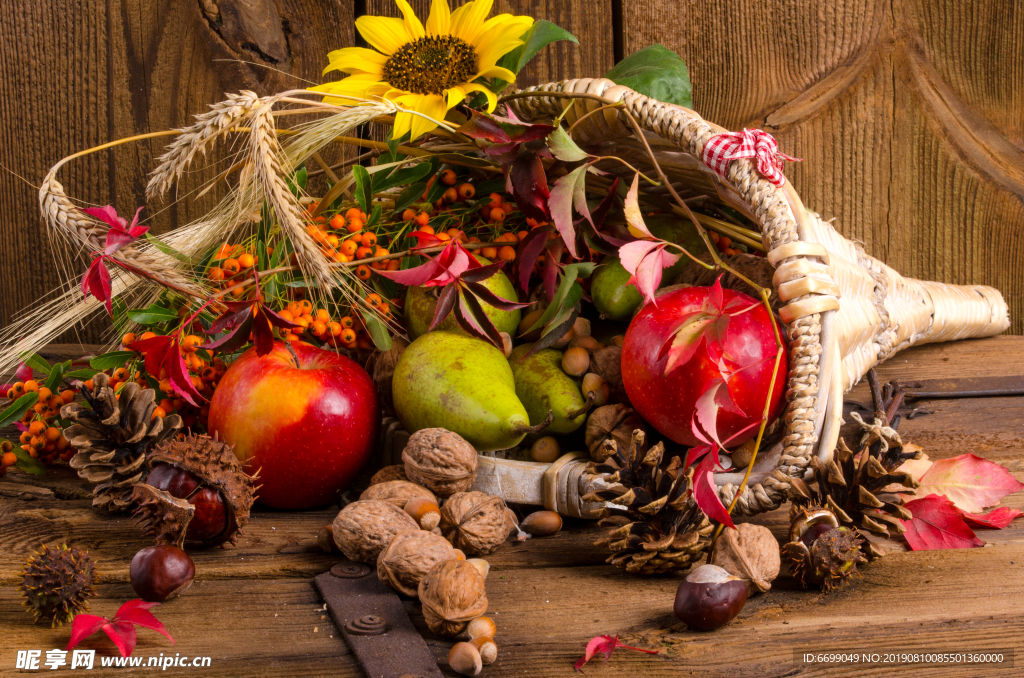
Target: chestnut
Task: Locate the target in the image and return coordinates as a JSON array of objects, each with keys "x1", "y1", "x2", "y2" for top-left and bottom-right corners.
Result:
[
  {"x1": 130, "y1": 545, "x2": 195, "y2": 602},
  {"x1": 146, "y1": 462, "x2": 231, "y2": 543},
  {"x1": 673, "y1": 564, "x2": 747, "y2": 631}
]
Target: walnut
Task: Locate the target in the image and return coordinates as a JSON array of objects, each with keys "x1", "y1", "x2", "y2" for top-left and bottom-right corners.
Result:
[
  {"x1": 377, "y1": 529, "x2": 457, "y2": 597},
  {"x1": 589, "y1": 346, "x2": 628, "y2": 404},
  {"x1": 402, "y1": 428, "x2": 478, "y2": 497},
  {"x1": 709, "y1": 523, "x2": 781, "y2": 594},
  {"x1": 585, "y1": 404, "x2": 646, "y2": 461},
  {"x1": 332, "y1": 500, "x2": 419, "y2": 564},
  {"x1": 417, "y1": 559, "x2": 488, "y2": 637},
  {"x1": 370, "y1": 464, "x2": 408, "y2": 485},
  {"x1": 360, "y1": 480, "x2": 436, "y2": 508},
  {"x1": 440, "y1": 491, "x2": 510, "y2": 556}
]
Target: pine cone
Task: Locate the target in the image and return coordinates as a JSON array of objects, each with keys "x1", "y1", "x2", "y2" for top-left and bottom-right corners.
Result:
[
  {"x1": 583, "y1": 429, "x2": 712, "y2": 575},
  {"x1": 63, "y1": 372, "x2": 182, "y2": 511}
]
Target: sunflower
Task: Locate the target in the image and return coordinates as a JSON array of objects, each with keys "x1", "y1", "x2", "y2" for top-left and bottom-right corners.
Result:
[{"x1": 311, "y1": 0, "x2": 533, "y2": 139}]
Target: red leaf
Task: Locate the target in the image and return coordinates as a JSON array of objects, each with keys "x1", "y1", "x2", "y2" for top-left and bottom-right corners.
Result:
[
  {"x1": 901, "y1": 494, "x2": 985, "y2": 551},
  {"x1": 208, "y1": 306, "x2": 252, "y2": 335},
  {"x1": 693, "y1": 452, "x2": 735, "y2": 528},
  {"x1": 628, "y1": 244, "x2": 679, "y2": 306},
  {"x1": 127, "y1": 335, "x2": 173, "y2": 377},
  {"x1": 263, "y1": 305, "x2": 300, "y2": 330},
  {"x1": 407, "y1": 229, "x2": 445, "y2": 249},
  {"x1": 250, "y1": 310, "x2": 275, "y2": 356},
  {"x1": 166, "y1": 340, "x2": 204, "y2": 406},
  {"x1": 912, "y1": 453, "x2": 1024, "y2": 513},
  {"x1": 429, "y1": 285, "x2": 459, "y2": 332},
  {"x1": 574, "y1": 634, "x2": 657, "y2": 673},
  {"x1": 113, "y1": 600, "x2": 161, "y2": 617},
  {"x1": 102, "y1": 621, "x2": 137, "y2": 657},
  {"x1": 66, "y1": 614, "x2": 108, "y2": 651},
  {"x1": 549, "y1": 166, "x2": 586, "y2": 258},
  {"x1": 460, "y1": 260, "x2": 507, "y2": 284},
  {"x1": 662, "y1": 312, "x2": 715, "y2": 375},
  {"x1": 377, "y1": 256, "x2": 443, "y2": 286},
  {"x1": 115, "y1": 608, "x2": 174, "y2": 644},
  {"x1": 81, "y1": 257, "x2": 113, "y2": 315},
  {"x1": 81, "y1": 205, "x2": 127, "y2": 230},
  {"x1": 516, "y1": 226, "x2": 552, "y2": 291},
  {"x1": 958, "y1": 506, "x2": 1023, "y2": 529},
  {"x1": 623, "y1": 173, "x2": 654, "y2": 239},
  {"x1": 510, "y1": 152, "x2": 550, "y2": 220},
  {"x1": 457, "y1": 110, "x2": 512, "y2": 144},
  {"x1": 464, "y1": 280, "x2": 529, "y2": 312},
  {"x1": 453, "y1": 288, "x2": 504, "y2": 349}
]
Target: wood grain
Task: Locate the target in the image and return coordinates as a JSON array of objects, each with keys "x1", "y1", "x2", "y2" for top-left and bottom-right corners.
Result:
[{"x1": 623, "y1": 0, "x2": 1024, "y2": 334}]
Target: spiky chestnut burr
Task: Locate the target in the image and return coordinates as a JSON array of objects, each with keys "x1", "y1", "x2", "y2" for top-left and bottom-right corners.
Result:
[
  {"x1": 782, "y1": 505, "x2": 869, "y2": 592},
  {"x1": 132, "y1": 433, "x2": 257, "y2": 548},
  {"x1": 20, "y1": 544, "x2": 98, "y2": 627}
]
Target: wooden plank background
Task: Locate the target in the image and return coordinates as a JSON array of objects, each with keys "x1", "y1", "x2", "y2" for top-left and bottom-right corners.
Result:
[{"x1": 2, "y1": 0, "x2": 1022, "y2": 340}]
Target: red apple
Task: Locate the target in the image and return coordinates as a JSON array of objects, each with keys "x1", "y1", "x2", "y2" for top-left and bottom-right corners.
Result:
[
  {"x1": 621, "y1": 284, "x2": 788, "y2": 447},
  {"x1": 208, "y1": 341, "x2": 379, "y2": 509}
]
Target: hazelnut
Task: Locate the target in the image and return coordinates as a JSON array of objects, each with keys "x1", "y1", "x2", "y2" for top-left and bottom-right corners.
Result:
[
  {"x1": 404, "y1": 496, "x2": 441, "y2": 530},
  {"x1": 520, "y1": 510, "x2": 562, "y2": 537},
  {"x1": 465, "y1": 616, "x2": 497, "y2": 640},
  {"x1": 440, "y1": 491, "x2": 511, "y2": 556},
  {"x1": 529, "y1": 436, "x2": 561, "y2": 463},
  {"x1": 332, "y1": 500, "x2": 419, "y2": 564},
  {"x1": 518, "y1": 309, "x2": 544, "y2": 341},
  {"x1": 710, "y1": 523, "x2": 781, "y2": 594},
  {"x1": 377, "y1": 529, "x2": 457, "y2": 597},
  {"x1": 572, "y1": 316, "x2": 591, "y2": 338},
  {"x1": 611, "y1": 334, "x2": 624, "y2": 347},
  {"x1": 673, "y1": 564, "x2": 748, "y2": 631},
  {"x1": 360, "y1": 480, "x2": 436, "y2": 509},
  {"x1": 561, "y1": 346, "x2": 590, "y2": 376},
  {"x1": 453, "y1": 548, "x2": 467, "y2": 560},
  {"x1": 581, "y1": 373, "x2": 610, "y2": 407},
  {"x1": 369, "y1": 464, "x2": 408, "y2": 485},
  {"x1": 448, "y1": 641, "x2": 483, "y2": 676},
  {"x1": 129, "y1": 545, "x2": 195, "y2": 602},
  {"x1": 470, "y1": 636, "x2": 498, "y2": 665},
  {"x1": 418, "y1": 560, "x2": 488, "y2": 637},
  {"x1": 499, "y1": 332, "x2": 513, "y2": 357},
  {"x1": 402, "y1": 428, "x2": 478, "y2": 497},
  {"x1": 569, "y1": 335, "x2": 604, "y2": 352},
  {"x1": 316, "y1": 525, "x2": 340, "y2": 554},
  {"x1": 552, "y1": 327, "x2": 576, "y2": 349}
]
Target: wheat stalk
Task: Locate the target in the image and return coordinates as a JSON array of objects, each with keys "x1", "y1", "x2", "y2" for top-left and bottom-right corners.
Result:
[{"x1": 146, "y1": 90, "x2": 262, "y2": 200}]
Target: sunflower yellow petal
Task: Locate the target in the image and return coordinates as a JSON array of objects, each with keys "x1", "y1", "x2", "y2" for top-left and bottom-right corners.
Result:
[
  {"x1": 395, "y1": 0, "x2": 425, "y2": 40},
  {"x1": 409, "y1": 94, "x2": 448, "y2": 140},
  {"x1": 474, "y1": 65, "x2": 516, "y2": 84},
  {"x1": 392, "y1": 110, "x2": 415, "y2": 139},
  {"x1": 445, "y1": 87, "x2": 467, "y2": 109},
  {"x1": 450, "y1": 0, "x2": 493, "y2": 45},
  {"x1": 425, "y1": 0, "x2": 451, "y2": 36},
  {"x1": 355, "y1": 16, "x2": 412, "y2": 55},
  {"x1": 462, "y1": 82, "x2": 498, "y2": 112},
  {"x1": 323, "y1": 47, "x2": 387, "y2": 75}
]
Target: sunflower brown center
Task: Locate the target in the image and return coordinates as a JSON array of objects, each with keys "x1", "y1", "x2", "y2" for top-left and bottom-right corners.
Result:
[{"x1": 382, "y1": 35, "x2": 477, "y2": 95}]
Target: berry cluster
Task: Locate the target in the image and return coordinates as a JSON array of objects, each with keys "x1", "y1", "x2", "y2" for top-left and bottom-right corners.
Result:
[{"x1": 6, "y1": 380, "x2": 75, "y2": 464}]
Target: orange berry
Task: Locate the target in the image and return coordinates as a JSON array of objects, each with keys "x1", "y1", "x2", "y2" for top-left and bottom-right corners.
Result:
[
  {"x1": 60, "y1": 390, "x2": 75, "y2": 404},
  {"x1": 356, "y1": 264, "x2": 372, "y2": 281},
  {"x1": 29, "y1": 421, "x2": 46, "y2": 435},
  {"x1": 709, "y1": 230, "x2": 720, "y2": 243},
  {"x1": 222, "y1": 258, "x2": 241, "y2": 275},
  {"x1": 340, "y1": 316, "x2": 354, "y2": 329},
  {"x1": 402, "y1": 208, "x2": 416, "y2": 222},
  {"x1": 361, "y1": 231, "x2": 377, "y2": 247},
  {"x1": 33, "y1": 403, "x2": 46, "y2": 415},
  {"x1": 345, "y1": 207, "x2": 361, "y2": 219},
  {"x1": 340, "y1": 240, "x2": 358, "y2": 257},
  {"x1": 414, "y1": 212, "x2": 430, "y2": 227},
  {"x1": 366, "y1": 293, "x2": 383, "y2": 308},
  {"x1": 113, "y1": 367, "x2": 130, "y2": 381},
  {"x1": 457, "y1": 183, "x2": 475, "y2": 200},
  {"x1": 24, "y1": 380, "x2": 39, "y2": 393},
  {"x1": 181, "y1": 335, "x2": 202, "y2": 353},
  {"x1": 418, "y1": 224, "x2": 435, "y2": 235},
  {"x1": 326, "y1": 234, "x2": 340, "y2": 249},
  {"x1": 356, "y1": 246, "x2": 373, "y2": 260},
  {"x1": 37, "y1": 387, "x2": 52, "y2": 402},
  {"x1": 48, "y1": 396, "x2": 63, "y2": 410},
  {"x1": 44, "y1": 427, "x2": 61, "y2": 442},
  {"x1": 719, "y1": 235, "x2": 732, "y2": 250},
  {"x1": 516, "y1": 231, "x2": 528, "y2": 241},
  {"x1": 315, "y1": 309, "x2": 330, "y2": 323},
  {"x1": 502, "y1": 203, "x2": 517, "y2": 214},
  {"x1": 214, "y1": 243, "x2": 233, "y2": 260},
  {"x1": 497, "y1": 245, "x2": 517, "y2": 262},
  {"x1": 386, "y1": 259, "x2": 401, "y2": 271},
  {"x1": 481, "y1": 246, "x2": 498, "y2": 260},
  {"x1": 122, "y1": 332, "x2": 137, "y2": 346},
  {"x1": 30, "y1": 436, "x2": 45, "y2": 451},
  {"x1": 294, "y1": 317, "x2": 310, "y2": 333},
  {"x1": 201, "y1": 366, "x2": 218, "y2": 382},
  {"x1": 488, "y1": 192, "x2": 503, "y2": 207},
  {"x1": 435, "y1": 232, "x2": 451, "y2": 242},
  {"x1": 11, "y1": 382, "x2": 25, "y2": 396},
  {"x1": 327, "y1": 321, "x2": 342, "y2": 337},
  {"x1": 1, "y1": 452, "x2": 16, "y2": 467},
  {"x1": 140, "y1": 331, "x2": 157, "y2": 341},
  {"x1": 83, "y1": 379, "x2": 94, "y2": 392},
  {"x1": 278, "y1": 309, "x2": 295, "y2": 323},
  {"x1": 238, "y1": 252, "x2": 255, "y2": 268},
  {"x1": 152, "y1": 407, "x2": 167, "y2": 420},
  {"x1": 346, "y1": 217, "x2": 364, "y2": 233},
  {"x1": 340, "y1": 328, "x2": 357, "y2": 344},
  {"x1": 312, "y1": 320, "x2": 327, "y2": 336},
  {"x1": 441, "y1": 169, "x2": 457, "y2": 186},
  {"x1": 442, "y1": 187, "x2": 458, "y2": 204},
  {"x1": 299, "y1": 300, "x2": 313, "y2": 314},
  {"x1": 20, "y1": 431, "x2": 32, "y2": 444},
  {"x1": 374, "y1": 247, "x2": 390, "y2": 259},
  {"x1": 489, "y1": 208, "x2": 506, "y2": 223},
  {"x1": 56, "y1": 437, "x2": 69, "y2": 451},
  {"x1": 378, "y1": 302, "x2": 391, "y2": 316},
  {"x1": 330, "y1": 214, "x2": 345, "y2": 229}
]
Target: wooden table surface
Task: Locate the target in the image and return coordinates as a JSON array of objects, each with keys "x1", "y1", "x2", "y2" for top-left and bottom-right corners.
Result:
[{"x1": 3, "y1": 337, "x2": 1023, "y2": 677}]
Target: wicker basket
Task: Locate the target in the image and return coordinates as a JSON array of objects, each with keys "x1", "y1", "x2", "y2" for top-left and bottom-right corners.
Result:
[{"x1": 499, "y1": 78, "x2": 1009, "y2": 517}]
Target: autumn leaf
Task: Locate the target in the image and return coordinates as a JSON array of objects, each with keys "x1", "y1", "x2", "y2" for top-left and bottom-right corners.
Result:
[
  {"x1": 67, "y1": 599, "x2": 173, "y2": 658},
  {"x1": 573, "y1": 634, "x2": 657, "y2": 673},
  {"x1": 126, "y1": 334, "x2": 204, "y2": 406},
  {"x1": 78, "y1": 205, "x2": 149, "y2": 315},
  {"x1": 911, "y1": 453, "x2": 1024, "y2": 513},
  {"x1": 958, "y1": 507, "x2": 1024, "y2": 529},
  {"x1": 617, "y1": 240, "x2": 680, "y2": 306},
  {"x1": 901, "y1": 494, "x2": 985, "y2": 551}
]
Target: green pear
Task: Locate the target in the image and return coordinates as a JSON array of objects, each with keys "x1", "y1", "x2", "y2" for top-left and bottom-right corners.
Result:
[
  {"x1": 392, "y1": 331, "x2": 548, "y2": 451},
  {"x1": 404, "y1": 259, "x2": 521, "y2": 339},
  {"x1": 592, "y1": 258, "x2": 644, "y2": 321},
  {"x1": 508, "y1": 344, "x2": 592, "y2": 435}
]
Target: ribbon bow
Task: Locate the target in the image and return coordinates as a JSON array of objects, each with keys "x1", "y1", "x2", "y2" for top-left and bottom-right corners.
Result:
[{"x1": 701, "y1": 128, "x2": 800, "y2": 187}]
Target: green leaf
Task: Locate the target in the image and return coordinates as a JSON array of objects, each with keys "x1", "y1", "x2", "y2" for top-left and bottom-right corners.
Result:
[
  {"x1": 365, "y1": 204, "x2": 383, "y2": 229},
  {"x1": 286, "y1": 165, "x2": 308, "y2": 196},
  {"x1": 359, "y1": 309, "x2": 393, "y2": 351},
  {"x1": 90, "y1": 351, "x2": 135, "y2": 371},
  {"x1": 524, "y1": 264, "x2": 583, "y2": 335},
  {"x1": 143, "y1": 233, "x2": 191, "y2": 264},
  {"x1": 128, "y1": 304, "x2": 178, "y2": 326},
  {"x1": 547, "y1": 126, "x2": 589, "y2": 162},
  {"x1": 65, "y1": 368, "x2": 99, "y2": 380},
  {"x1": 19, "y1": 353, "x2": 51, "y2": 375},
  {"x1": 605, "y1": 44, "x2": 692, "y2": 108},
  {"x1": 393, "y1": 182, "x2": 427, "y2": 215},
  {"x1": 0, "y1": 393, "x2": 39, "y2": 429},
  {"x1": 372, "y1": 161, "x2": 433, "y2": 194},
  {"x1": 43, "y1": 362, "x2": 66, "y2": 392},
  {"x1": 498, "y1": 20, "x2": 579, "y2": 76},
  {"x1": 13, "y1": 447, "x2": 46, "y2": 475},
  {"x1": 353, "y1": 165, "x2": 372, "y2": 213}
]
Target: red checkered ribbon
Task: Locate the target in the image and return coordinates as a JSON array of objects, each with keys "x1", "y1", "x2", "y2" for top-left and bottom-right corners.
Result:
[{"x1": 701, "y1": 128, "x2": 800, "y2": 187}]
